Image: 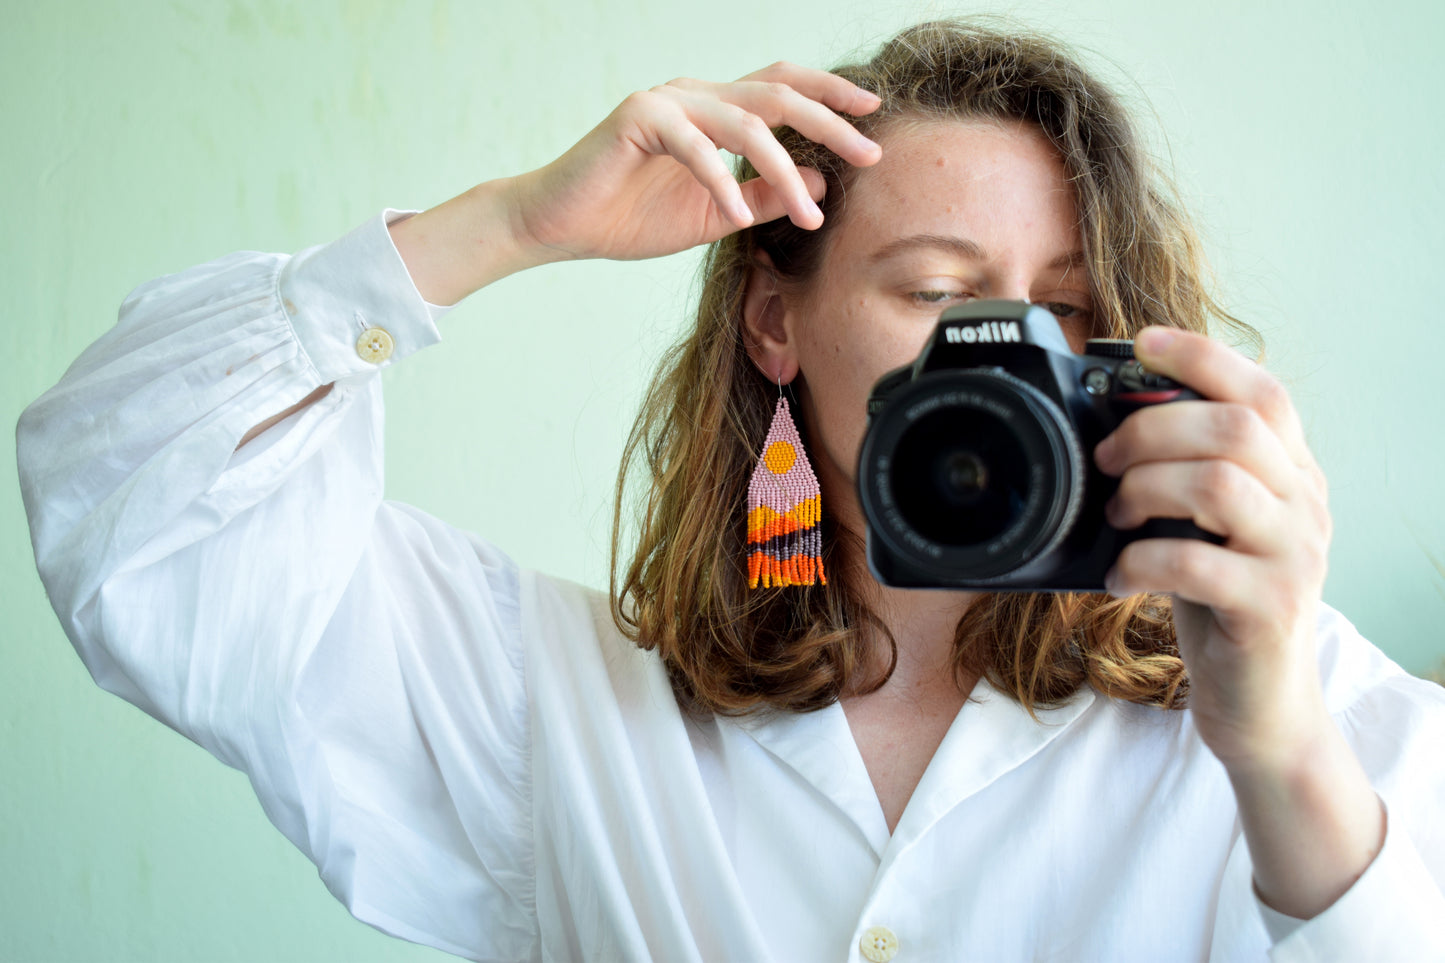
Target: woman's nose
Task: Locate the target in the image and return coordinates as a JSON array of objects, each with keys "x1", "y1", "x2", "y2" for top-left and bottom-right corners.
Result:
[{"x1": 983, "y1": 270, "x2": 1033, "y2": 303}]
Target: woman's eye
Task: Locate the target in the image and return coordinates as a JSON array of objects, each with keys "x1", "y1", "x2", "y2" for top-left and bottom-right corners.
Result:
[
  {"x1": 1042, "y1": 302, "x2": 1084, "y2": 319},
  {"x1": 910, "y1": 290, "x2": 970, "y2": 305}
]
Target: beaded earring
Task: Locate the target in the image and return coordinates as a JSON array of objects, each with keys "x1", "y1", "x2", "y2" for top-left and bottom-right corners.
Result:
[{"x1": 746, "y1": 394, "x2": 827, "y2": 588}]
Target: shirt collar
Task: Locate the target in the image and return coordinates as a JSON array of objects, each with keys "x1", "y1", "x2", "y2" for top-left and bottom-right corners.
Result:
[
  {"x1": 732, "y1": 679, "x2": 1096, "y2": 859},
  {"x1": 889, "y1": 677, "x2": 1095, "y2": 851}
]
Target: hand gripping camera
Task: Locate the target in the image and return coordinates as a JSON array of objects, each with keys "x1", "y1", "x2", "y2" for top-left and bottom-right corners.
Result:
[{"x1": 857, "y1": 300, "x2": 1222, "y2": 591}]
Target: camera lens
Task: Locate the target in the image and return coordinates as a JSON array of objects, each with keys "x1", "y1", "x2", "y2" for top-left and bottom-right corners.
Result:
[
  {"x1": 892, "y1": 409, "x2": 1029, "y2": 546},
  {"x1": 858, "y1": 369, "x2": 1085, "y2": 581}
]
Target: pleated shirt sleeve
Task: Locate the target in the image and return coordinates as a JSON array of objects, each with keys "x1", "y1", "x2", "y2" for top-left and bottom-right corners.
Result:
[{"x1": 17, "y1": 210, "x2": 538, "y2": 961}]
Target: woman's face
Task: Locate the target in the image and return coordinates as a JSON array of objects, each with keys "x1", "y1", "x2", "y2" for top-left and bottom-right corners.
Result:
[{"x1": 773, "y1": 118, "x2": 1093, "y2": 541}]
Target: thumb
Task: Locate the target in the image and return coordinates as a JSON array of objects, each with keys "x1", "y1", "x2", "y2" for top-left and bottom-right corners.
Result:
[{"x1": 738, "y1": 167, "x2": 828, "y2": 229}]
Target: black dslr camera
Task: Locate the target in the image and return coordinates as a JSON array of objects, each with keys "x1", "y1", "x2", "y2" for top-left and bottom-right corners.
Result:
[{"x1": 858, "y1": 300, "x2": 1221, "y2": 591}]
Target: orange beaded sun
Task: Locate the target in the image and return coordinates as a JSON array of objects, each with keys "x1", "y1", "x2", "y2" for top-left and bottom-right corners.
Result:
[{"x1": 764, "y1": 439, "x2": 797, "y2": 475}]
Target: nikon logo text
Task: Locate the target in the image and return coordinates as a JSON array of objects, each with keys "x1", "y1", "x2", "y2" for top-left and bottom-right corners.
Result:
[{"x1": 945, "y1": 321, "x2": 1021, "y2": 344}]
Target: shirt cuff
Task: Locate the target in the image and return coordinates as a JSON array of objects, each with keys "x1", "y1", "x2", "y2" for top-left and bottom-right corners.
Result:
[
  {"x1": 1257, "y1": 899, "x2": 1306, "y2": 943},
  {"x1": 1264, "y1": 799, "x2": 1445, "y2": 960},
  {"x1": 277, "y1": 208, "x2": 444, "y2": 384},
  {"x1": 384, "y1": 208, "x2": 460, "y2": 324}
]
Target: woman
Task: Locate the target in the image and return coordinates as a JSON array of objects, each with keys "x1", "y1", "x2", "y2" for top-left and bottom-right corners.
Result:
[{"x1": 18, "y1": 19, "x2": 1444, "y2": 962}]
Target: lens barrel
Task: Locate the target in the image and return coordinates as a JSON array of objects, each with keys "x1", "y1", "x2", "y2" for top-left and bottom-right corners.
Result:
[{"x1": 859, "y1": 369, "x2": 1085, "y2": 581}]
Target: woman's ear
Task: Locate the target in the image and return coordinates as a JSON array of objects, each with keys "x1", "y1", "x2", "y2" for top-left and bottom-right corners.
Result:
[{"x1": 742, "y1": 251, "x2": 801, "y2": 386}]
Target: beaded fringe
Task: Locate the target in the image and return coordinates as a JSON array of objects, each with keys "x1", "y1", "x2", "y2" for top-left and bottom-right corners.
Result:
[{"x1": 746, "y1": 397, "x2": 827, "y2": 588}]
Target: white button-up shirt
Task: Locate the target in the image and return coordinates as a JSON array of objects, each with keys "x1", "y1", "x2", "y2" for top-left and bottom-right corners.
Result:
[{"x1": 18, "y1": 210, "x2": 1445, "y2": 962}]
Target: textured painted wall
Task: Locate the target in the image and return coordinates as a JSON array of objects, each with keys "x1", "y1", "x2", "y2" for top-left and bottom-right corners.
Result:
[{"x1": 4, "y1": 0, "x2": 1442, "y2": 958}]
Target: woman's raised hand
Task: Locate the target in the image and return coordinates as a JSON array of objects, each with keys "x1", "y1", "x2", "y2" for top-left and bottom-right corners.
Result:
[
  {"x1": 1094, "y1": 328, "x2": 1384, "y2": 918},
  {"x1": 1093, "y1": 329, "x2": 1336, "y2": 771},
  {"x1": 507, "y1": 63, "x2": 882, "y2": 263},
  {"x1": 389, "y1": 63, "x2": 879, "y2": 305}
]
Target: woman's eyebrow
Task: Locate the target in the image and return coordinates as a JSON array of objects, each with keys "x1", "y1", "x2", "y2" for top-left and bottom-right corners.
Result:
[
  {"x1": 1048, "y1": 249, "x2": 1088, "y2": 271},
  {"x1": 869, "y1": 234, "x2": 986, "y2": 263},
  {"x1": 869, "y1": 234, "x2": 1086, "y2": 272}
]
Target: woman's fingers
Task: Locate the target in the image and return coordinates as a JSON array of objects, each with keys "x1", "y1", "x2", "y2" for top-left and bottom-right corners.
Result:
[
  {"x1": 737, "y1": 167, "x2": 826, "y2": 229},
  {"x1": 1108, "y1": 538, "x2": 1323, "y2": 650},
  {"x1": 1108, "y1": 538, "x2": 1270, "y2": 616},
  {"x1": 1132, "y1": 327, "x2": 1311, "y2": 467},
  {"x1": 1095, "y1": 399, "x2": 1301, "y2": 499},
  {"x1": 737, "y1": 61, "x2": 883, "y2": 116},
  {"x1": 632, "y1": 72, "x2": 880, "y2": 230},
  {"x1": 1105, "y1": 458, "x2": 1283, "y2": 554},
  {"x1": 643, "y1": 100, "x2": 757, "y2": 228},
  {"x1": 1095, "y1": 330, "x2": 1334, "y2": 553},
  {"x1": 524, "y1": 64, "x2": 881, "y2": 260},
  {"x1": 1095, "y1": 330, "x2": 1334, "y2": 641},
  {"x1": 680, "y1": 76, "x2": 883, "y2": 167},
  {"x1": 672, "y1": 93, "x2": 826, "y2": 227}
]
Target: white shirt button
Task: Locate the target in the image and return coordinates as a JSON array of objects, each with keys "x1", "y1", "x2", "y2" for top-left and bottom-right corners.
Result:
[
  {"x1": 356, "y1": 326, "x2": 394, "y2": 364},
  {"x1": 860, "y1": 925, "x2": 899, "y2": 962}
]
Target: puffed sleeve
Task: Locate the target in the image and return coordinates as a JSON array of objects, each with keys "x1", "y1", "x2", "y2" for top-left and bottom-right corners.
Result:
[
  {"x1": 1208, "y1": 605, "x2": 1445, "y2": 961},
  {"x1": 17, "y1": 211, "x2": 538, "y2": 961}
]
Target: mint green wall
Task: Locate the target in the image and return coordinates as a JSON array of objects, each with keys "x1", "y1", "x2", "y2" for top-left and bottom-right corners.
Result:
[{"x1": 4, "y1": 1, "x2": 1441, "y2": 959}]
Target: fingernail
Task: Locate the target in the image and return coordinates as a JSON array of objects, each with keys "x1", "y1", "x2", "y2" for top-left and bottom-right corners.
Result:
[
  {"x1": 857, "y1": 134, "x2": 881, "y2": 155},
  {"x1": 731, "y1": 199, "x2": 754, "y2": 226},
  {"x1": 1136, "y1": 327, "x2": 1176, "y2": 355},
  {"x1": 1104, "y1": 566, "x2": 1123, "y2": 597}
]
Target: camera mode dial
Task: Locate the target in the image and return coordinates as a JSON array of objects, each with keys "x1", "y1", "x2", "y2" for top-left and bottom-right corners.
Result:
[{"x1": 1082, "y1": 338, "x2": 1135, "y2": 359}]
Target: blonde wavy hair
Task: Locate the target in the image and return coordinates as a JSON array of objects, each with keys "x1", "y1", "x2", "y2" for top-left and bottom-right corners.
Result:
[{"x1": 610, "y1": 18, "x2": 1259, "y2": 717}]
